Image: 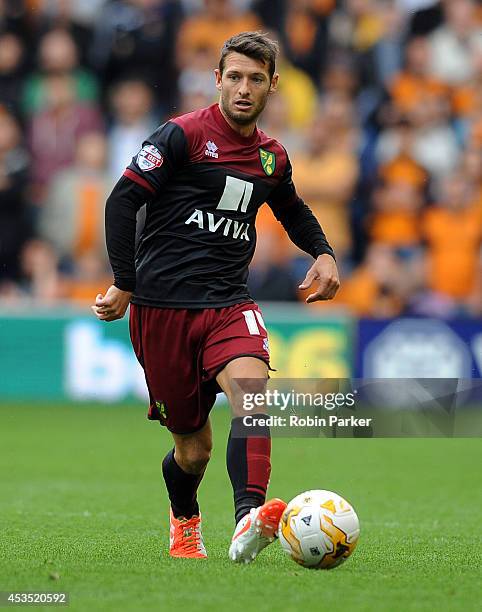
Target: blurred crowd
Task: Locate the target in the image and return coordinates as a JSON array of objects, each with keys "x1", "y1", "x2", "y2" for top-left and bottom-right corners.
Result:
[{"x1": 0, "y1": 0, "x2": 481, "y2": 317}]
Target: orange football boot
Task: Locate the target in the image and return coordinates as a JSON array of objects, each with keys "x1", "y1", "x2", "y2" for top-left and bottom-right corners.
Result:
[{"x1": 169, "y1": 509, "x2": 207, "y2": 558}]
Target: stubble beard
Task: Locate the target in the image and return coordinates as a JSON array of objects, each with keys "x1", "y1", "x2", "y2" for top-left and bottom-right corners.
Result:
[{"x1": 220, "y1": 90, "x2": 268, "y2": 127}]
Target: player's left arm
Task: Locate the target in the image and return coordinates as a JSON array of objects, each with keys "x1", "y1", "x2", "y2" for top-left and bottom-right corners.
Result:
[{"x1": 266, "y1": 155, "x2": 340, "y2": 303}]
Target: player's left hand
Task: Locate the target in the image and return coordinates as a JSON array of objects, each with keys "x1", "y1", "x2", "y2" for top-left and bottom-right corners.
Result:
[
  {"x1": 91, "y1": 285, "x2": 132, "y2": 321},
  {"x1": 299, "y1": 254, "x2": 340, "y2": 303}
]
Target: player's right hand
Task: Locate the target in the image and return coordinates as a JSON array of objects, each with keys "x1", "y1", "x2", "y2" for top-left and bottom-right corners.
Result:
[{"x1": 91, "y1": 285, "x2": 132, "y2": 322}]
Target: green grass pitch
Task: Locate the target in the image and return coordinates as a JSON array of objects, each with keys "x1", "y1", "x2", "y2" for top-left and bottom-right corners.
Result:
[{"x1": 1, "y1": 403, "x2": 481, "y2": 611}]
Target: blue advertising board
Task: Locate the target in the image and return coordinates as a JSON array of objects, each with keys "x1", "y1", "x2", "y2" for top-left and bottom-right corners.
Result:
[{"x1": 357, "y1": 318, "x2": 482, "y2": 378}]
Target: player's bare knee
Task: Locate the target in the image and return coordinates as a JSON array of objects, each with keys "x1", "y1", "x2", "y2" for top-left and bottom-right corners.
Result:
[
  {"x1": 217, "y1": 360, "x2": 269, "y2": 416},
  {"x1": 182, "y1": 451, "x2": 211, "y2": 475},
  {"x1": 228, "y1": 376, "x2": 268, "y2": 418},
  {"x1": 175, "y1": 445, "x2": 211, "y2": 475}
]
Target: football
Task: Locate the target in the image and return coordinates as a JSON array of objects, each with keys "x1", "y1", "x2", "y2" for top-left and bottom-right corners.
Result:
[{"x1": 278, "y1": 489, "x2": 360, "y2": 569}]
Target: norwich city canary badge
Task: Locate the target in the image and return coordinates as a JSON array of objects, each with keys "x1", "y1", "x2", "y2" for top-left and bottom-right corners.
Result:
[{"x1": 259, "y1": 148, "x2": 275, "y2": 176}]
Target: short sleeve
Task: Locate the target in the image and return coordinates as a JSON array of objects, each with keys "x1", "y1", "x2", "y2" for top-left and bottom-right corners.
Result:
[{"x1": 124, "y1": 121, "x2": 188, "y2": 195}]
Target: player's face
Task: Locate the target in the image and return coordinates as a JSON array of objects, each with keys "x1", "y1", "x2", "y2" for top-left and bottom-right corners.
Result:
[{"x1": 215, "y1": 52, "x2": 278, "y2": 128}]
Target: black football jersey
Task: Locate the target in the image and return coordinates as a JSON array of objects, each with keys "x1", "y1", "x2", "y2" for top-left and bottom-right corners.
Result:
[{"x1": 109, "y1": 103, "x2": 333, "y2": 308}]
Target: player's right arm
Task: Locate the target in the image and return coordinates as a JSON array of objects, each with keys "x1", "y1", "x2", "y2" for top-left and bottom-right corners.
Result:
[{"x1": 92, "y1": 121, "x2": 188, "y2": 321}]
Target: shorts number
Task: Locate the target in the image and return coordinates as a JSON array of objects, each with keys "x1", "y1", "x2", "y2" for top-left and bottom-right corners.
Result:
[{"x1": 242, "y1": 310, "x2": 266, "y2": 335}]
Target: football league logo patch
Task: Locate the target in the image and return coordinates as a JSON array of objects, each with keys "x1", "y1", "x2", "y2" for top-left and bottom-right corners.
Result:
[
  {"x1": 137, "y1": 144, "x2": 163, "y2": 171},
  {"x1": 259, "y1": 148, "x2": 275, "y2": 176}
]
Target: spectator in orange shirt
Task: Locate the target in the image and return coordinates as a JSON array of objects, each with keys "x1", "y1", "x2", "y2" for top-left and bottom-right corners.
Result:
[
  {"x1": 331, "y1": 243, "x2": 413, "y2": 317},
  {"x1": 369, "y1": 179, "x2": 424, "y2": 252},
  {"x1": 378, "y1": 119, "x2": 428, "y2": 190},
  {"x1": 176, "y1": 0, "x2": 261, "y2": 70},
  {"x1": 389, "y1": 36, "x2": 448, "y2": 115},
  {"x1": 39, "y1": 131, "x2": 111, "y2": 267},
  {"x1": 292, "y1": 94, "x2": 359, "y2": 261},
  {"x1": 422, "y1": 172, "x2": 482, "y2": 300},
  {"x1": 370, "y1": 119, "x2": 427, "y2": 255},
  {"x1": 38, "y1": 131, "x2": 113, "y2": 305}
]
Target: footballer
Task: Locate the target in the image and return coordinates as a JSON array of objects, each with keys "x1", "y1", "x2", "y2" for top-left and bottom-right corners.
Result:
[{"x1": 92, "y1": 32, "x2": 339, "y2": 562}]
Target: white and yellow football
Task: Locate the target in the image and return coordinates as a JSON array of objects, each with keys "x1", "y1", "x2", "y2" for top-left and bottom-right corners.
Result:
[{"x1": 278, "y1": 489, "x2": 360, "y2": 569}]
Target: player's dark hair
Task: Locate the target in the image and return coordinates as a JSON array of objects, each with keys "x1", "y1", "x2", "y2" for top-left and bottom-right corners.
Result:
[{"x1": 219, "y1": 32, "x2": 279, "y2": 80}]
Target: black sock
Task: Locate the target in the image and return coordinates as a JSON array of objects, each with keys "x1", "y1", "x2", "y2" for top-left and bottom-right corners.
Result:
[
  {"x1": 227, "y1": 416, "x2": 271, "y2": 525},
  {"x1": 161, "y1": 449, "x2": 204, "y2": 518}
]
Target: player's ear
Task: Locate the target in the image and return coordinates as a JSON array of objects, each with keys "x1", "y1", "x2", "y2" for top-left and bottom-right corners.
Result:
[
  {"x1": 214, "y1": 69, "x2": 222, "y2": 91},
  {"x1": 269, "y1": 73, "x2": 279, "y2": 94}
]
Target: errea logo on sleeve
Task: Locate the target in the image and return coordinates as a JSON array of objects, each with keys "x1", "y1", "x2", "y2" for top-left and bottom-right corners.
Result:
[{"x1": 136, "y1": 144, "x2": 164, "y2": 171}]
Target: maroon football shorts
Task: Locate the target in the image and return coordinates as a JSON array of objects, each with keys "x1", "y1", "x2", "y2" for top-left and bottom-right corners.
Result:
[{"x1": 129, "y1": 301, "x2": 271, "y2": 434}]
